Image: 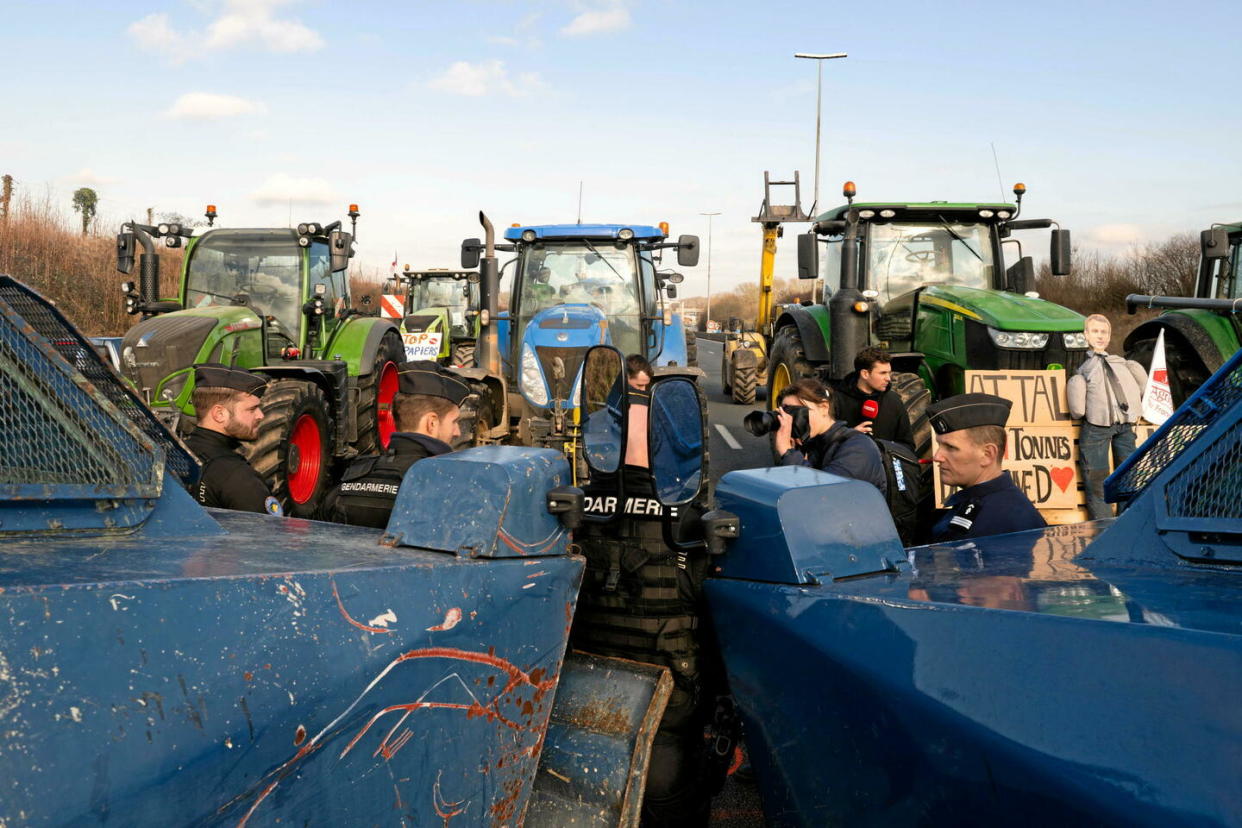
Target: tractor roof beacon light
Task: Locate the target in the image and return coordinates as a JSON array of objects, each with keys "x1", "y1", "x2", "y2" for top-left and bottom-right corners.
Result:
[
  {"x1": 205, "y1": 204, "x2": 217, "y2": 227},
  {"x1": 1012, "y1": 182, "x2": 1026, "y2": 220},
  {"x1": 843, "y1": 180, "x2": 856, "y2": 205},
  {"x1": 659, "y1": 221, "x2": 670, "y2": 237},
  {"x1": 348, "y1": 203, "x2": 359, "y2": 238}
]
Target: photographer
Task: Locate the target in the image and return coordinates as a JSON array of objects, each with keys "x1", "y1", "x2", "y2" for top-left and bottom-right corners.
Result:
[{"x1": 774, "y1": 378, "x2": 887, "y2": 495}]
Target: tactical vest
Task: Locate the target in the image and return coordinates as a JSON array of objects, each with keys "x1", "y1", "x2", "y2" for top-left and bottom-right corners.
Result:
[
  {"x1": 572, "y1": 506, "x2": 710, "y2": 709},
  {"x1": 328, "y1": 452, "x2": 417, "y2": 528}
]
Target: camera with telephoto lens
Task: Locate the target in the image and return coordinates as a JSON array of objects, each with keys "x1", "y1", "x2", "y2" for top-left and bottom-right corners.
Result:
[{"x1": 743, "y1": 404, "x2": 810, "y2": 441}]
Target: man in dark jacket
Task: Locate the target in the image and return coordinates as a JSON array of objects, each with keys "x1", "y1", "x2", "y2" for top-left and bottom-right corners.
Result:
[
  {"x1": 928, "y1": 393, "x2": 1046, "y2": 541},
  {"x1": 321, "y1": 362, "x2": 471, "y2": 528},
  {"x1": 833, "y1": 346, "x2": 915, "y2": 450},
  {"x1": 774, "y1": 377, "x2": 887, "y2": 495},
  {"x1": 184, "y1": 363, "x2": 280, "y2": 515}
]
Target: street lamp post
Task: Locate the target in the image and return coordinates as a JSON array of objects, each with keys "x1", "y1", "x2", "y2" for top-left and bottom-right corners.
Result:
[
  {"x1": 793, "y1": 52, "x2": 847, "y2": 215},
  {"x1": 700, "y1": 211, "x2": 720, "y2": 330}
]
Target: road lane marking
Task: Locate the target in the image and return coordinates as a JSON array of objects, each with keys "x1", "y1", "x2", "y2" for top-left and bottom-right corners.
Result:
[{"x1": 714, "y1": 423, "x2": 742, "y2": 450}]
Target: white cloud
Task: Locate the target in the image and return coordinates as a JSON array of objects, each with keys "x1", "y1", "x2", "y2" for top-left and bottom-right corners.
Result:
[
  {"x1": 560, "y1": 5, "x2": 630, "y2": 36},
  {"x1": 249, "y1": 174, "x2": 338, "y2": 206},
  {"x1": 127, "y1": 0, "x2": 322, "y2": 61},
  {"x1": 427, "y1": 60, "x2": 546, "y2": 98},
  {"x1": 164, "y1": 92, "x2": 267, "y2": 120},
  {"x1": 66, "y1": 168, "x2": 119, "y2": 186}
]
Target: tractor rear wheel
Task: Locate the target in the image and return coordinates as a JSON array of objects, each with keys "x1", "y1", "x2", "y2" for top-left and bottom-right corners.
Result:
[
  {"x1": 450, "y1": 341, "x2": 476, "y2": 368},
  {"x1": 355, "y1": 331, "x2": 404, "y2": 453},
  {"x1": 731, "y1": 361, "x2": 757, "y2": 405},
  {"x1": 247, "y1": 380, "x2": 333, "y2": 518},
  {"x1": 890, "y1": 371, "x2": 933, "y2": 459},
  {"x1": 685, "y1": 330, "x2": 698, "y2": 367}
]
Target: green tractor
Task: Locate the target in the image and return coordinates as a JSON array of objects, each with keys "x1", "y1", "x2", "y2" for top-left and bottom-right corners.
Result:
[
  {"x1": 386, "y1": 267, "x2": 481, "y2": 367},
  {"x1": 788, "y1": 181, "x2": 1082, "y2": 455},
  {"x1": 114, "y1": 205, "x2": 404, "y2": 516},
  {"x1": 1123, "y1": 221, "x2": 1242, "y2": 404}
]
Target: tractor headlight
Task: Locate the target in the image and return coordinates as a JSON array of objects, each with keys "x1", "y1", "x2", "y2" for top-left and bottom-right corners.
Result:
[
  {"x1": 157, "y1": 372, "x2": 189, "y2": 403},
  {"x1": 618, "y1": 228, "x2": 635, "y2": 240},
  {"x1": 988, "y1": 327, "x2": 1049, "y2": 349},
  {"x1": 1062, "y1": 331, "x2": 1088, "y2": 349},
  {"x1": 520, "y1": 343, "x2": 548, "y2": 406},
  {"x1": 521, "y1": 229, "x2": 537, "y2": 242}
]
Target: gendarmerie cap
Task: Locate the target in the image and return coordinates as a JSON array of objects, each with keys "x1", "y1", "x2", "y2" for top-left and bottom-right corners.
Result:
[
  {"x1": 193, "y1": 363, "x2": 267, "y2": 398},
  {"x1": 396, "y1": 361, "x2": 471, "y2": 405},
  {"x1": 926, "y1": 393, "x2": 1012, "y2": 435}
]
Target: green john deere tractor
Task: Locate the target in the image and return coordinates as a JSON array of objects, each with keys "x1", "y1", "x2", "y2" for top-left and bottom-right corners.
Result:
[
  {"x1": 386, "y1": 267, "x2": 481, "y2": 367},
  {"x1": 1123, "y1": 221, "x2": 1242, "y2": 404},
  {"x1": 114, "y1": 205, "x2": 404, "y2": 516},
  {"x1": 787, "y1": 181, "x2": 1083, "y2": 456}
]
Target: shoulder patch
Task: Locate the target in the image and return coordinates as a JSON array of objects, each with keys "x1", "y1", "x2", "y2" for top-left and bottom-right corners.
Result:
[{"x1": 264, "y1": 496, "x2": 284, "y2": 516}]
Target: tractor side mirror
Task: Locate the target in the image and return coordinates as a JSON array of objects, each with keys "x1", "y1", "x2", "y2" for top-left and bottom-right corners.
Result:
[
  {"x1": 461, "y1": 238, "x2": 482, "y2": 269},
  {"x1": 328, "y1": 230, "x2": 353, "y2": 272},
  {"x1": 1202, "y1": 226, "x2": 1231, "y2": 260},
  {"x1": 666, "y1": 285, "x2": 677, "y2": 299},
  {"x1": 579, "y1": 345, "x2": 627, "y2": 476},
  {"x1": 116, "y1": 232, "x2": 136, "y2": 275},
  {"x1": 798, "y1": 232, "x2": 819, "y2": 279},
  {"x1": 649, "y1": 377, "x2": 706, "y2": 507},
  {"x1": 1050, "y1": 229, "x2": 1072, "y2": 275},
  {"x1": 677, "y1": 235, "x2": 700, "y2": 268}
]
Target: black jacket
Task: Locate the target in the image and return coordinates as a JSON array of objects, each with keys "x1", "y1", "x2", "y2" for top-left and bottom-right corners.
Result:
[
  {"x1": 321, "y1": 432, "x2": 451, "y2": 528},
  {"x1": 778, "y1": 421, "x2": 888, "y2": 495},
  {"x1": 930, "y1": 473, "x2": 1046, "y2": 542},
  {"x1": 833, "y1": 373, "x2": 915, "y2": 450},
  {"x1": 184, "y1": 427, "x2": 275, "y2": 514}
]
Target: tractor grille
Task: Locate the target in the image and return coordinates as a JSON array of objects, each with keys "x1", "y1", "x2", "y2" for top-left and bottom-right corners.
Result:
[
  {"x1": 966, "y1": 322, "x2": 1088, "y2": 372},
  {"x1": 0, "y1": 275, "x2": 198, "y2": 489},
  {"x1": 120, "y1": 315, "x2": 217, "y2": 394},
  {"x1": 535, "y1": 345, "x2": 587, "y2": 403}
]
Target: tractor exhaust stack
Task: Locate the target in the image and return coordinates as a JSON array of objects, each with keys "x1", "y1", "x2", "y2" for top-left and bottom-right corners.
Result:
[{"x1": 477, "y1": 211, "x2": 501, "y2": 377}]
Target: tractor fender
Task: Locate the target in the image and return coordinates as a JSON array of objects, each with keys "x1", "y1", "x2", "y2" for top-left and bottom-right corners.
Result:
[
  {"x1": 448, "y1": 366, "x2": 509, "y2": 434},
  {"x1": 1124, "y1": 312, "x2": 1234, "y2": 376},
  {"x1": 732, "y1": 347, "x2": 758, "y2": 370},
  {"x1": 256, "y1": 363, "x2": 351, "y2": 454},
  {"x1": 255, "y1": 365, "x2": 343, "y2": 406},
  {"x1": 325, "y1": 316, "x2": 401, "y2": 377},
  {"x1": 772, "y1": 305, "x2": 830, "y2": 364}
]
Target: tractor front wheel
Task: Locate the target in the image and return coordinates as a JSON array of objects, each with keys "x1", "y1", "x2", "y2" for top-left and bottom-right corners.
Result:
[
  {"x1": 247, "y1": 380, "x2": 333, "y2": 518},
  {"x1": 685, "y1": 330, "x2": 698, "y2": 367},
  {"x1": 890, "y1": 371, "x2": 933, "y2": 459},
  {"x1": 355, "y1": 331, "x2": 405, "y2": 453},
  {"x1": 450, "y1": 341, "x2": 476, "y2": 368},
  {"x1": 731, "y1": 357, "x2": 757, "y2": 405}
]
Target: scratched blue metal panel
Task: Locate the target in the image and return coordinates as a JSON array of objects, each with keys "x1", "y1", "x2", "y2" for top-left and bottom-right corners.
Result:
[
  {"x1": 706, "y1": 470, "x2": 1242, "y2": 826},
  {"x1": 0, "y1": 511, "x2": 584, "y2": 826},
  {"x1": 712, "y1": 467, "x2": 902, "y2": 584},
  {"x1": 386, "y1": 447, "x2": 572, "y2": 559}
]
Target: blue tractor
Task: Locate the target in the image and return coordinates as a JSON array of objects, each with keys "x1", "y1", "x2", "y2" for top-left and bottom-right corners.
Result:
[{"x1": 461, "y1": 222, "x2": 699, "y2": 452}]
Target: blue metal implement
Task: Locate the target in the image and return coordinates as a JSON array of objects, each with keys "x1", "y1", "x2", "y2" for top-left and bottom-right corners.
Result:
[{"x1": 706, "y1": 352, "x2": 1242, "y2": 826}]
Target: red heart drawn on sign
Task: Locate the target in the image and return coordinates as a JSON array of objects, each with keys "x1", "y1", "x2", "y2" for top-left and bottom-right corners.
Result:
[{"x1": 1051, "y1": 466, "x2": 1074, "y2": 493}]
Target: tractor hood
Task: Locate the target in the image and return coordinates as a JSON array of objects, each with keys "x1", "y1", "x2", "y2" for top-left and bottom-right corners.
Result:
[
  {"x1": 921, "y1": 285, "x2": 1084, "y2": 332},
  {"x1": 519, "y1": 304, "x2": 609, "y2": 408},
  {"x1": 119, "y1": 305, "x2": 263, "y2": 399}
]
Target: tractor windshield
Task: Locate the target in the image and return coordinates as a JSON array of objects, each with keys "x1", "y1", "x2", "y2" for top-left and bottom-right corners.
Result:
[
  {"x1": 517, "y1": 242, "x2": 643, "y2": 355},
  {"x1": 185, "y1": 230, "x2": 308, "y2": 337},
  {"x1": 412, "y1": 278, "x2": 478, "y2": 334},
  {"x1": 867, "y1": 221, "x2": 996, "y2": 303}
]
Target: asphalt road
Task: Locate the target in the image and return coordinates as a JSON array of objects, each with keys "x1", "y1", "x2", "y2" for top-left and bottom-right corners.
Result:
[{"x1": 697, "y1": 337, "x2": 774, "y2": 489}]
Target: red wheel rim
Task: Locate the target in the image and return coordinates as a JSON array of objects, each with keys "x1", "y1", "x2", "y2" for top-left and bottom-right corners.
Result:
[
  {"x1": 288, "y1": 413, "x2": 323, "y2": 504},
  {"x1": 377, "y1": 360, "x2": 399, "y2": 448}
]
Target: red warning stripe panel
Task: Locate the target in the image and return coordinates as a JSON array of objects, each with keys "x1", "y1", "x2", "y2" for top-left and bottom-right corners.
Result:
[{"x1": 380, "y1": 294, "x2": 404, "y2": 319}]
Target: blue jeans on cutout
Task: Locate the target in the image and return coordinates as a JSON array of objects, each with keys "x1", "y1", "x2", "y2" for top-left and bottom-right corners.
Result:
[{"x1": 1080, "y1": 422, "x2": 1137, "y2": 520}]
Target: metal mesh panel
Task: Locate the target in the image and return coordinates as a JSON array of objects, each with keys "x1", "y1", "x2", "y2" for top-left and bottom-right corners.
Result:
[
  {"x1": 1106, "y1": 350, "x2": 1242, "y2": 501},
  {"x1": 1165, "y1": 425, "x2": 1242, "y2": 519},
  {"x1": 0, "y1": 277, "x2": 198, "y2": 487}
]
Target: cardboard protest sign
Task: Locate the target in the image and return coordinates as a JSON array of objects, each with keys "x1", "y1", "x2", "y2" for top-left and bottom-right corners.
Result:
[{"x1": 965, "y1": 370, "x2": 1073, "y2": 425}]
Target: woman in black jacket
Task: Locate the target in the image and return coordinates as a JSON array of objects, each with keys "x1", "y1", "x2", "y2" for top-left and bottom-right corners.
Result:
[{"x1": 774, "y1": 377, "x2": 887, "y2": 495}]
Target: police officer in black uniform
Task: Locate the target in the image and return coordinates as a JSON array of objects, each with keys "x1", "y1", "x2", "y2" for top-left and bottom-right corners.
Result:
[
  {"x1": 927, "y1": 393, "x2": 1046, "y2": 541},
  {"x1": 184, "y1": 363, "x2": 281, "y2": 515},
  {"x1": 321, "y1": 361, "x2": 470, "y2": 528}
]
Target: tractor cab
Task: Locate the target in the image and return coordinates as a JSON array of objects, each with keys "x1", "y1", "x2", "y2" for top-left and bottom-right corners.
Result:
[
  {"x1": 389, "y1": 268, "x2": 481, "y2": 365},
  {"x1": 1198, "y1": 222, "x2": 1242, "y2": 300}
]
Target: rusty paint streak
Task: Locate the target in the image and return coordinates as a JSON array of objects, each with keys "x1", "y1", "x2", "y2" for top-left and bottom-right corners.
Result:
[
  {"x1": 496, "y1": 526, "x2": 564, "y2": 557},
  {"x1": 293, "y1": 724, "x2": 307, "y2": 746},
  {"x1": 426, "y1": 607, "x2": 462, "y2": 632},
  {"x1": 524, "y1": 571, "x2": 548, "y2": 579},
  {"x1": 330, "y1": 577, "x2": 394, "y2": 634},
  {"x1": 563, "y1": 697, "x2": 630, "y2": 736},
  {"x1": 434, "y1": 769, "x2": 469, "y2": 826}
]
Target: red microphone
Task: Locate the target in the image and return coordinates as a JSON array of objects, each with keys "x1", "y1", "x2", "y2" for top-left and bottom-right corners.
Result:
[{"x1": 861, "y1": 399, "x2": 879, "y2": 420}]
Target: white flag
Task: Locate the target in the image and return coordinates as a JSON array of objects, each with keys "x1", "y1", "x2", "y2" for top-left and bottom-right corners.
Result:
[{"x1": 1141, "y1": 329, "x2": 1175, "y2": 425}]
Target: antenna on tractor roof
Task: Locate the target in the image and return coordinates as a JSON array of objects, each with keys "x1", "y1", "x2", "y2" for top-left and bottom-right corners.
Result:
[
  {"x1": 991, "y1": 142, "x2": 1005, "y2": 203},
  {"x1": 577, "y1": 180, "x2": 583, "y2": 225}
]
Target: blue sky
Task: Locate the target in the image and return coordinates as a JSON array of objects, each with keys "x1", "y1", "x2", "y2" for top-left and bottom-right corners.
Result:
[{"x1": 3, "y1": 0, "x2": 1240, "y2": 296}]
